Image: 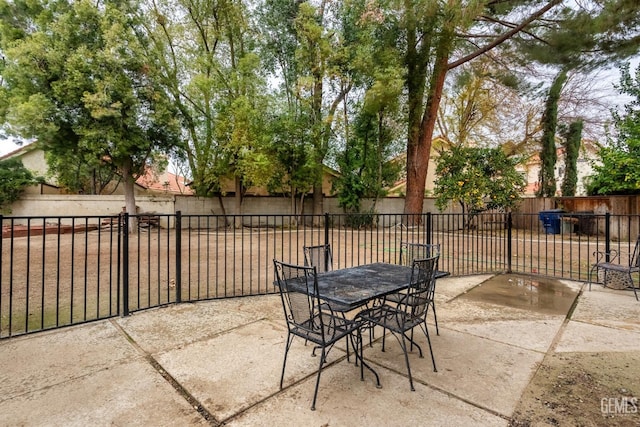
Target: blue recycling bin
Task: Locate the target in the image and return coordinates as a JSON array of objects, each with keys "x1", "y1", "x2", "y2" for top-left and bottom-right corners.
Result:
[{"x1": 538, "y1": 209, "x2": 563, "y2": 234}]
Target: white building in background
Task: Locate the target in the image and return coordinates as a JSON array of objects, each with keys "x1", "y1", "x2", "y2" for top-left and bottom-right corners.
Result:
[
  {"x1": 517, "y1": 140, "x2": 600, "y2": 197},
  {"x1": 0, "y1": 142, "x2": 193, "y2": 196}
]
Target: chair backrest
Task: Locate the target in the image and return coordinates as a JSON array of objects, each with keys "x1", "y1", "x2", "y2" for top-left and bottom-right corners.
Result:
[
  {"x1": 399, "y1": 242, "x2": 440, "y2": 267},
  {"x1": 303, "y1": 244, "x2": 333, "y2": 273},
  {"x1": 398, "y1": 256, "x2": 439, "y2": 320},
  {"x1": 273, "y1": 259, "x2": 325, "y2": 337}
]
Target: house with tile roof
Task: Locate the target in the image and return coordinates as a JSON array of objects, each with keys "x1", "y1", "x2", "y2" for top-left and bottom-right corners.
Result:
[{"x1": 0, "y1": 142, "x2": 193, "y2": 196}]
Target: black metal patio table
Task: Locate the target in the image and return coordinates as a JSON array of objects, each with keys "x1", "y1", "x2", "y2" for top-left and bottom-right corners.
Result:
[{"x1": 312, "y1": 262, "x2": 449, "y2": 310}]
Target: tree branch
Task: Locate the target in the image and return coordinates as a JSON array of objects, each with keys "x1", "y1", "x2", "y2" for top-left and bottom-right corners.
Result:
[
  {"x1": 477, "y1": 15, "x2": 547, "y2": 44},
  {"x1": 448, "y1": 0, "x2": 563, "y2": 70}
]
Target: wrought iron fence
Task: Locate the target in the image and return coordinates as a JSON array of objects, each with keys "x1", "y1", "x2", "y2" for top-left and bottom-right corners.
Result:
[{"x1": 2, "y1": 211, "x2": 638, "y2": 338}]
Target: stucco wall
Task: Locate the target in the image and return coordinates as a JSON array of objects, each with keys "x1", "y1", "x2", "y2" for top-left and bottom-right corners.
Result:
[
  {"x1": 7, "y1": 195, "x2": 175, "y2": 227},
  {"x1": 5, "y1": 194, "x2": 442, "y2": 228},
  {"x1": 174, "y1": 195, "x2": 437, "y2": 217},
  {"x1": 6, "y1": 194, "x2": 640, "y2": 238}
]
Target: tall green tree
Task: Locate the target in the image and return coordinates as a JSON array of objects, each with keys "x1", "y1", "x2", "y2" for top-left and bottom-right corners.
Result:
[
  {"x1": 333, "y1": 106, "x2": 402, "y2": 214},
  {"x1": 259, "y1": 0, "x2": 312, "y2": 218},
  {"x1": 560, "y1": 120, "x2": 583, "y2": 196},
  {"x1": 390, "y1": 1, "x2": 563, "y2": 220},
  {"x1": 334, "y1": 0, "x2": 567, "y2": 221},
  {"x1": 137, "y1": 0, "x2": 272, "y2": 220},
  {"x1": 298, "y1": 1, "x2": 353, "y2": 219},
  {"x1": 587, "y1": 63, "x2": 640, "y2": 195},
  {"x1": 537, "y1": 70, "x2": 567, "y2": 197},
  {"x1": 261, "y1": 0, "x2": 358, "y2": 220},
  {"x1": 332, "y1": 4, "x2": 404, "y2": 215},
  {"x1": 0, "y1": 0, "x2": 181, "y2": 226},
  {"x1": 267, "y1": 109, "x2": 317, "y2": 220}
]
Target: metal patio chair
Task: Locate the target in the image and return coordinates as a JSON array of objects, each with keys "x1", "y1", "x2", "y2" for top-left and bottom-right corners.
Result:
[
  {"x1": 356, "y1": 256, "x2": 439, "y2": 391},
  {"x1": 273, "y1": 259, "x2": 362, "y2": 410},
  {"x1": 387, "y1": 242, "x2": 442, "y2": 335},
  {"x1": 303, "y1": 244, "x2": 333, "y2": 273},
  {"x1": 304, "y1": 243, "x2": 374, "y2": 349},
  {"x1": 589, "y1": 236, "x2": 640, "y2": 301},
  {"x1": 398, "y1": 242, "x2": 441, "y2": 267},
  {"x1": 304, "y1": 243, "x2": 367, "y2": 314}
]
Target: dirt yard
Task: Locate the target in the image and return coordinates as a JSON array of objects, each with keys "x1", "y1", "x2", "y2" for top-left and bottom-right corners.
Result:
[{"x1": 510, "y1": 352, "x2": 640, "y2": 426}]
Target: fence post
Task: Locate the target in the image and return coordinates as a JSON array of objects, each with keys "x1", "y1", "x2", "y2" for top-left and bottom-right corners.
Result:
[
  {"x1": 324, "y1": 213, "x2": 330, "y2": 247},
  {"x1": 507, "y1": 212, "x2": 513, "y2": 273},
  {"x1": 122, "y1": 212, "x2": 129, "y2": 316},
  {"x1": 605, "y1": 212, "x2": 611, "y2": 262},
  {"x1": 116, "y1": 214, "x2": 121, "y2": 316},
  {"x1": 425, "y1": 212, "x2": 432, "y2": 244},
  {"x1": 0, "y1": 214, "x2": 2, "y2": 274},
  {"x1": 175, "y1": 211, "x2": 182, "y2": 303}
]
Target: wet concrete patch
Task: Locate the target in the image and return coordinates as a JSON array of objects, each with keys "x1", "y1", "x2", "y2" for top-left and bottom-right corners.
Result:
[{"x1": 459, "y1": 274, "x2": 578, "y2": 315}]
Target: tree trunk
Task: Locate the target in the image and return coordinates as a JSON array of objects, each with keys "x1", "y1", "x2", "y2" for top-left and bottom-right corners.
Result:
[
  {"x1": 312, "y1": 181, "x2": 323, "y2": 226},
  {"x1": 121, "y1": 158, "x2": 137, "y2": 232},
  {"x1": 234, "y1": 176, "x2": 243, "y2": 229},
  {"x1": 298, "y1": 191, "x2": 305, "y2": 226},
  {"x1": 403, "y1": 40, "x2": 451, "y2": 223},
  {"x1": 216, "y1": 194, "x2": 230, "y2": 228},
  {"x1": 311, "y1": 62, "x2": 324, "y2": 226}
]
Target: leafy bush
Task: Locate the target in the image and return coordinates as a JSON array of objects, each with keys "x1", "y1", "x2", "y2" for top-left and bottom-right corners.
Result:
[
  {"x1": 0, "y1": 158, "x2": 42, "y2": 213},
  {"x1": 434, "y1": 146, "x2": 525, "y2": 214},
  {"x1": 344, "y1": 211, "x2": 377, "y2": 229}
]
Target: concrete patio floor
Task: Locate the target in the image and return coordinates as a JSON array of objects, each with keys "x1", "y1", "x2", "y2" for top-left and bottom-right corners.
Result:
[{"x1": 1, "y1": 274, "x2": 639, "y2": 426}]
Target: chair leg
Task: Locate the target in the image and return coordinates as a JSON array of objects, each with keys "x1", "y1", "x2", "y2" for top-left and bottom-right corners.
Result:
[
  {"x1": 405, "y1": 330, "x2": 423, "y2": 357},
  {"x1": 431, "y1": 302, "x2": 439, "y2": 336},
  {"x1": 408, "y1": 328, "x2": 417, "y2": 352},
  {"x1": 359, "y1": 317, "x2": 374, "y2": 348},
  {"x1": 381, "y1": 326, "x2": 387, "y2": 352},
  {"x1": 369, "y1": 325, "x2": 374, "y2": 347},
  {"x1": 358, "y1": 330, "x2": 364, "y2": 380},
  {"x1": 354, "y1": 328, "x2": 381, "y2": 388},
  {"x1": 399, "y1": 334, "x2": 415, "y2": 391},
  {"x1": 338, "y1": 312, "x2": 353, "y2": 362},
  {"x1": 310, "y1": 348, "x2": 327, "y2": 411},
  {"x1": 344, "y1": 329, "x2": 351, "y2": 362},
  {"x1": 630, "y1": 273, "x2": 639, "y2": 301},
  {"x1": 419, "y1": 323, "x2": 437, "y2": 372},
  {"x1": 280, "y1": 334, "x2": 294, "y2": 389}
]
